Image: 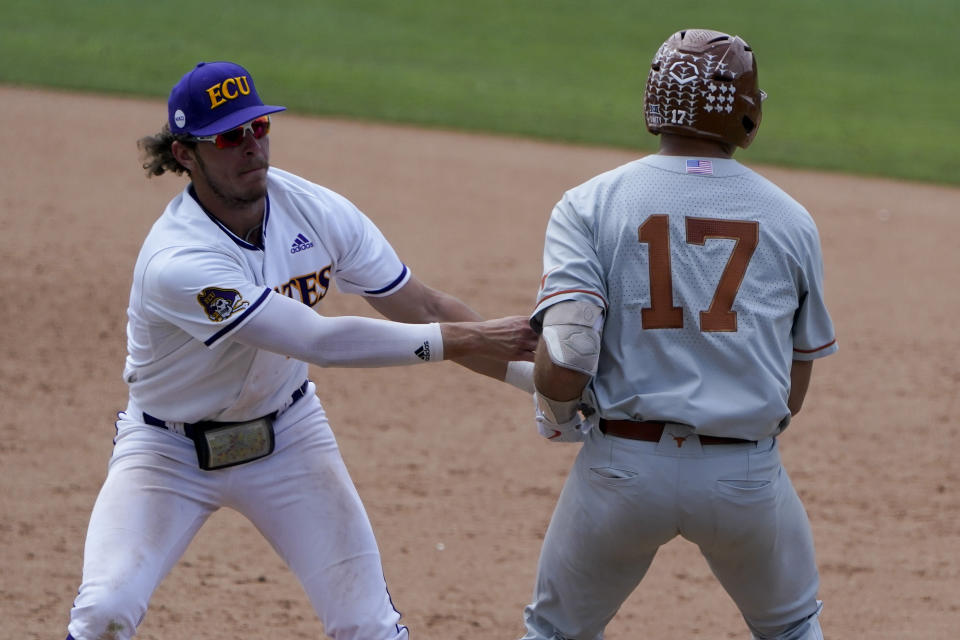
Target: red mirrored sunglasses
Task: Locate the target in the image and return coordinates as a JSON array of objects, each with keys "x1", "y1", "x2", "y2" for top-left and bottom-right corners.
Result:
[{"x1": 190, "y1": 116, "x2": 271, "y2": 149}]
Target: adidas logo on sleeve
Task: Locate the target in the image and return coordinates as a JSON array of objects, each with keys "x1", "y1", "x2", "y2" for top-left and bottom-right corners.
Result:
[
  {"x1": 290, "y1": 233, "x2": 315, "y2": 254},
  {"x1": 415, "y1": 341, "x2": 432, "y2": 361}
]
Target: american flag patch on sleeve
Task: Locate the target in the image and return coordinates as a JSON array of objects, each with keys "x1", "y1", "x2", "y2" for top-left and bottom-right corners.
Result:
[{"x1": 685, "y1": 159, "x2": 714, "y2": 175}]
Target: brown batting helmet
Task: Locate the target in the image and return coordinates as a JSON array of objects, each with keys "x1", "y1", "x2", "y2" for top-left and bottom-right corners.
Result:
[{"x1": 643, "y1": 29, "x2": 765, "y2": 148}]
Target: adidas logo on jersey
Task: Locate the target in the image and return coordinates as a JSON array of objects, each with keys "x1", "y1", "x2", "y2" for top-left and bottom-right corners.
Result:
[
  {"x1": 290, "y1": 233, "x2": 315, "y2": 254},
  {"x1": 414, "y1": 341, "x2": 432, "y2": 361}
]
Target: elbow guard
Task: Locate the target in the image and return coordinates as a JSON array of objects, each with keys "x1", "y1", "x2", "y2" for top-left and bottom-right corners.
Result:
[{"x1": 540, "y1": 300, "x2": 604, "y2": 376}]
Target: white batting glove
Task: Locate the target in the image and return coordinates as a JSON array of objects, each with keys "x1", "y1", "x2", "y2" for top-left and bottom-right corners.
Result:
[{"x1": 534, "y1": 392, "x2": 586, "y2": 443}]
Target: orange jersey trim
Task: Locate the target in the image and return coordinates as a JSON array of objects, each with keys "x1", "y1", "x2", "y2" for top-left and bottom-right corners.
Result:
[
  {"x1": 536, "y1": 289, "x2": 608, "y2": 309},
  {"x1": 540, "y1": 266, "x2": 560, "y2": 291},
  {"x1": 793, "y1": 338, "x2": 837, "y2": 354}
]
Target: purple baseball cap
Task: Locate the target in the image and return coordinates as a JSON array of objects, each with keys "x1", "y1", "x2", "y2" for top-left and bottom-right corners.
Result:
[{"x1": 167, "y1": 61, "x2": 286, "y2": 136}]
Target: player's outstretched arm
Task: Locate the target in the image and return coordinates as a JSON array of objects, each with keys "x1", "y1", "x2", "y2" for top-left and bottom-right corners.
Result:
[
  {"x1": 364, "y1": 275, "x2": 536, "y2": 389},
  {"x1": 232, "y1": 291, "x2": 536, "y2": 368},
  {"x1": 438, "y1": 317, "x2": 537, "y2": 363}
]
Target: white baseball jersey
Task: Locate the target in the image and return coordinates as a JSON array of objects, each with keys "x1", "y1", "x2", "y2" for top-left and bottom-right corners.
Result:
[
  {"x1": 532, "y1": 154, "x2": 837, "y2": 441},
  {"x1": 124, "y1": 167, "x2": 411, "y2": 423}
]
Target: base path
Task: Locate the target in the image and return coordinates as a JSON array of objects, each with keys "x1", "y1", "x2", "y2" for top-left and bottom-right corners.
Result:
[{"x1": 2, "y1": 86, "x2": 958, "y2": 640}]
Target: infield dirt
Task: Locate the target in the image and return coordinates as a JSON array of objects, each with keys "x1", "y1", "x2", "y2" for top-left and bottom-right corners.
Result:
[{"x1": 2, "y1": 86, "x2": 959, "y2": 639}]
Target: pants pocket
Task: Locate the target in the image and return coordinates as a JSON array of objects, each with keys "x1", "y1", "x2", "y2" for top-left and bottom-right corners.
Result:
[
  {"x1": 589, "y1": 466, "x2": 638, "y2": 480},
  {"x1": 716, "y1": 478, "x2": 771, "y2": 491}
]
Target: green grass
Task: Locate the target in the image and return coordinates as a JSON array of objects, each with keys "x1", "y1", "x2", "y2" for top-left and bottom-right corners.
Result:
[{"x1": 2, "y1": 0, "x2": 957, "y2": 184}]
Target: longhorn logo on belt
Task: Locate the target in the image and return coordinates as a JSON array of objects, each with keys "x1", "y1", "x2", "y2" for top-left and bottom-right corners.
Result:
[{"x1": 206, "y1": 76, "x2": 251, "y2": 109}]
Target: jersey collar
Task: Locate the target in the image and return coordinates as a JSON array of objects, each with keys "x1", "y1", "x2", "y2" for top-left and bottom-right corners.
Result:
[
  {"x1": 187, "y1": 184, "x2": 270, "y2": 251},
  {"x1": 639, "y1": 154, "x2": 748, "y2": 177}
]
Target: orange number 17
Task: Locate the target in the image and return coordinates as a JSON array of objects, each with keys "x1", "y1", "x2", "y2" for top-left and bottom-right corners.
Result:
[{"x1": 638, "y1": 215, "x2": 759, "y2": 332}]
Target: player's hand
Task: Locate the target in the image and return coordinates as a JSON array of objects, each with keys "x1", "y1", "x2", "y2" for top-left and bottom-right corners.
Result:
[
  {"x1": 440, "y1": 316, "x2": 538, "y2": 362},
  {"x1": 534, "y1": 393, "x2": 586, "y2": 443}
]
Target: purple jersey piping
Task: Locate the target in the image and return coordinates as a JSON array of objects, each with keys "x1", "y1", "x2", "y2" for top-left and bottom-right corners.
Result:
[
  {"x1": 189, "y1": 186, "x2": 271, "y2": 251},
  {"x1": 204, "y1": 288, "x2": 272, "y2": 346},
  {"x1": 364, "y1": 264, "x2": 409, "y2": 295}
]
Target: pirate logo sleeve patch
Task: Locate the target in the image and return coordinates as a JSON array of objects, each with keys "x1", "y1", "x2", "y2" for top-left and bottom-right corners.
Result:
[{"x1": 197, "y1": 287, "x2": 250, "y2": 322}]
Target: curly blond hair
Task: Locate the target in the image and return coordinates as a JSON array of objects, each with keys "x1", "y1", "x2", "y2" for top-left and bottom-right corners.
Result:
[{"x1": 137, "y1": 123, "x2": 196, "y2": 177}]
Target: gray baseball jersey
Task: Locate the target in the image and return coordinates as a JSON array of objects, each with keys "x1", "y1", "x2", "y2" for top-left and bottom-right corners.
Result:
[
  {"x1": 532, "y1": 154, "x2": 837, "y2": 441},
  {"x1": 522, "y1": 154, "x2": 835, "y2": 640}
]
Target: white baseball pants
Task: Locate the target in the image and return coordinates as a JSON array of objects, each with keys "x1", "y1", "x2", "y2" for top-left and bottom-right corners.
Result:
[{"x1": 67, "y1": 386, "x2": 408, "y2": 640}]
